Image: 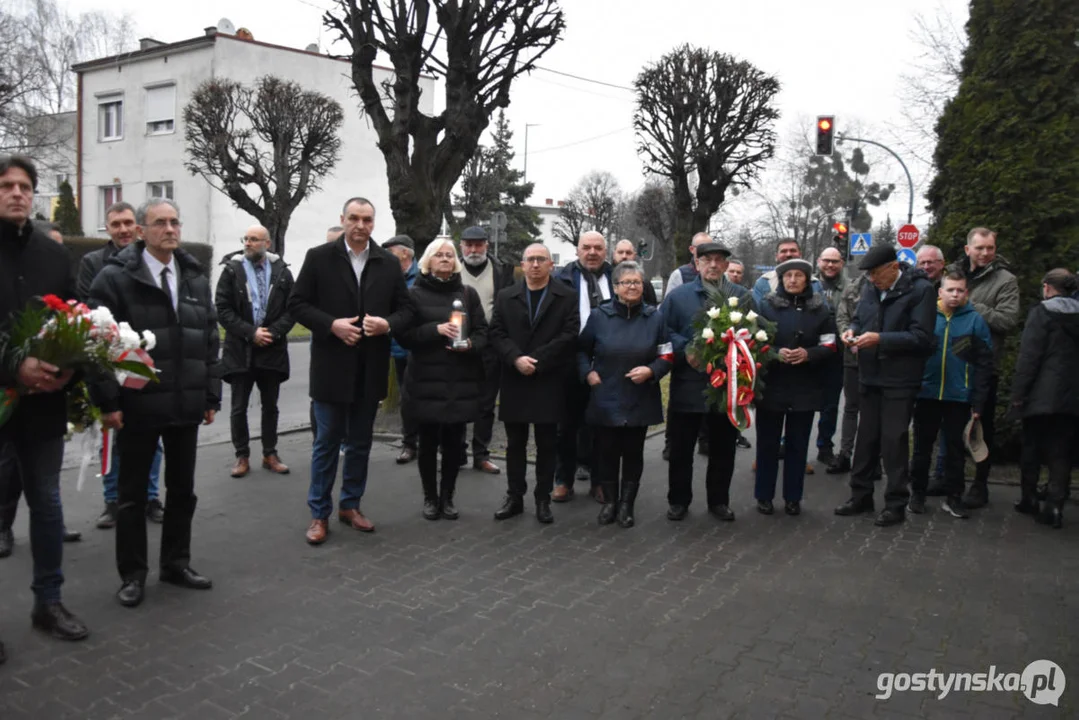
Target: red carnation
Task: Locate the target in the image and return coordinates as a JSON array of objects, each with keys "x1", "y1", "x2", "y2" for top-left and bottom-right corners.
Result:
[{"x1": 43, "y1": 294, "x2": 68, "y2": 311}]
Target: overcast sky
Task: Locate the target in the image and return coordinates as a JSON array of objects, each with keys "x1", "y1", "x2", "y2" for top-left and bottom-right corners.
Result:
[{"x1": 68, "y1": 0, "x2": 970, "y2": 233}]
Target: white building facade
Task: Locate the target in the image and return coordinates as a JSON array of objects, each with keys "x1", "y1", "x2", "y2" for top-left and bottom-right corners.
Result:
[{"x1": 74, "y1": 28, "x2": 435, "y2": 282}]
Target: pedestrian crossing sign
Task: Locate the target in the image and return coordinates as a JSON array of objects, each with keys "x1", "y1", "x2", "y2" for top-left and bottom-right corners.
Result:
[{"x1": 850, "y1": 233, "x2": 872, "y2": 256}]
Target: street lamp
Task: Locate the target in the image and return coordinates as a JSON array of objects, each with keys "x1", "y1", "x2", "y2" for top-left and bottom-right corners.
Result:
[{"x1": 523, "y1": 123, "x2": 540, "y2": 182}]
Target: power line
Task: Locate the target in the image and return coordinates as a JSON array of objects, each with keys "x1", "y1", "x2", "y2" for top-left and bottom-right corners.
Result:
[
  {"x1": 533, "y1": 66, "x2": 635, "y2": 92},
  {"x1": 529, "y1": 126, "x2": 633, "y2": 155}
]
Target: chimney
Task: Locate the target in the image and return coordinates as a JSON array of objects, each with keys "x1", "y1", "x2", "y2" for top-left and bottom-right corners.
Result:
[
  {"x1": 545, "y1": 198, "x2": 553, "y2": 205},
  {"x1": 557, "y1": 200, "x2": 565, "y2": 207},
  {"x1": 139, "y1": 37, "x2": 166, "y2": 49},
  {"x1": 204, "y1": 26, "x2": 217, "y2": 37}
]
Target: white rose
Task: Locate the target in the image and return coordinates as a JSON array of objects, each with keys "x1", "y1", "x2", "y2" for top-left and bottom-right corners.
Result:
[
  {"x1": 706, "y1": 306, "x2": 721, "y2": 319},
  {"x1": 702, "y1": 327, "x2": 715, "y2": 340},
  {"x1": 746, "y1": 310, "x2": 758, "y2": 322},
  {"x1": 141, "y1": 330, "x2": 157, "y2": 351},
  {"x1": 728, "y1": 296, "x2": 739, "y2": 308},
  {"x1": 755, "y1": 330, "x2": 768, "y2": 342},
  {"x1": 117, "y1": 323, "x2": 141, "y2": 351},
  {"x1": 90, "y1": 306, "x2": 115, "y2": 328},
  {"x1": 730, "y1": 311, "x2": 743, "y2": 324}
]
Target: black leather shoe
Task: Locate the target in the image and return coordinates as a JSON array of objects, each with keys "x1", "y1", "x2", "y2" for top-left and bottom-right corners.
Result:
[
  {"x1": 597, "y1": 502, "x2": 617, "y2": 526},
  {"x1": 874, "y1": 508, "x2": 905, "y2": 527},
  {"x1": 709, "y1": 505, "x2": 735, "y2": 521},
  {"x1": 1036, "y1": 505, "x2": 1064, "y2": 529},
  {"x1": 834, "y1": 497, "x2": 875, "y2": 516},
  {"x1": 667, "y1": 504, "x2": 688, "y2": 521},
  {"x1": 908, "y1": 495, "x2": 927, "y2": 514},
  {"x1": 756, "y1": 500, "x2": 774, "y2": 515},
  {"x1": 96, "y1": 502, "x2": 118, "y2": 529},
  {"x1": 396, "y1": 446, "x2": 416, "y2": 464},
  {"x1": 816, "y1": 448, "x2": 835, "y2": 464},
  {"x1": 116, "y1": 580, "x2": 145, "y2": 608},
  {"x1": 440, "y1": 496, "x2": 459, "y2": 521},
  {"x1": 63, "y1": 527, "x2": 82, "y2": 543},
  {"x1": 1014, "y1": 497, "x2": 1040, "y2": 515},
  {"x1": 31, "y1": 602, "x2": 89, "y2": 640},
  {"x1": 0, "y1": 528, "x2": 13, "y2": 558},
  {"x1": 423, "y1": 498, "x2": 441, "y2": 520},
  {"x1": 159, "y1": 566, "x2": 213, "y2": 590},
  {"x1": 494, "y1": 495, "x2": 524, "y2": 520},
  {"x1": 736, "y1": 434, "x2": 752, "y2": 449},
  {"x1": 963, "y1": 482, "x2": 988, "y2": 509},
  {"x1": 535, "y1": 499, "x2": 553, "y2": 524},
  {"x1": 0, "y1": 638, "x2": 6, "y2": 665},
  {"x1": 784, "y1": 501, "x2": 801, "y2": 516},
  {"x1": 146, "y1": 499, "x2": 165, "y2": 524},
  {"x1": 825, "y1": 455, "x2": 851, "y2": 475}
]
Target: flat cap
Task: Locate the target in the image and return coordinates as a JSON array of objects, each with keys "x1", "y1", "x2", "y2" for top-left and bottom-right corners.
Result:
[
  {"x1": 383, "y1": 234, "x2": 414, "y2": 251},
  {"x1": 858, "y1": 243, "x2": 899, "y2": 271},
  {"x1": 461, "y1": 226, "x2": 489, "y2": 241},
  {"x1": 695, "y1": 242, "x2": 732, "y2": 258}
]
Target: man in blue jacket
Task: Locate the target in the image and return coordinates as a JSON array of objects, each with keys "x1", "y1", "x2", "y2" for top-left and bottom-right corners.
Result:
[
  {"x1": 909, "y1": 271, "x2": 993, "y2": 519},
  {"x1": 662, "y1": 242, "x2": 754, "y2": 522}
]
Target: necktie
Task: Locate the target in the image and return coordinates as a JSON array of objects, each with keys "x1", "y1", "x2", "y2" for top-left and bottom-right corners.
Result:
[
  {"x1": 253, "y1": 263, "x2": 266, "y2": 325},
  {"x1": 160, "y1": 267, "x2": 174, "y2": 311}
]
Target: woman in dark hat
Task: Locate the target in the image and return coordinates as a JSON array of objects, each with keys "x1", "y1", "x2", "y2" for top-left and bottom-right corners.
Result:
[{"x1": 755, "y1": 258, "x2": 838, "y2": 516}]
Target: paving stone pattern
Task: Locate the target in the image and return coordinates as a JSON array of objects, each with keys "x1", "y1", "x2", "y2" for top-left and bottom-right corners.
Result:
[{"x1": 1, "y1": 431, "x2": 1076, "y2": 719}]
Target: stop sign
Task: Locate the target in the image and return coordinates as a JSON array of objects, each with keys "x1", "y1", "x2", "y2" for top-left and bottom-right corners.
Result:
[{"x1": 897, "y1": 224, "x2": 920, "y2": 248}]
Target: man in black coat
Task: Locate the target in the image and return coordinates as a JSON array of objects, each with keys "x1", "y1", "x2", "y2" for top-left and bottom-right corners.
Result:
[
  {"x1": 0, "y1": 155, "x2": 89, "y2": 658},
  {"x1": 287, "y1": 197, "x2": 413, "y2": 545},
  {"x1": 489, "y1": 243, "x2": 579, "y2": 524},
  {"x1": 215, "y1": 225, "x2": 295, "y2": 478},
  {"x1": 835, "y1": 244, "x2": 936, "y2": 527},
  {"x1": 90, "y1": 197, "x2": 222, "y2": 609}
]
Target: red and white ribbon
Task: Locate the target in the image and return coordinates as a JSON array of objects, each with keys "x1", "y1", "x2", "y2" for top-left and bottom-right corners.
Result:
[{"x1": 723, "y1": 327, "x2": 756, "y2": 429}]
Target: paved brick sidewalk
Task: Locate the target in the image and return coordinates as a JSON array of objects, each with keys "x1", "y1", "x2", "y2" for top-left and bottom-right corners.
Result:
[{"x1": 0, "y1": 430, "x2": 1075, "y2": 719}]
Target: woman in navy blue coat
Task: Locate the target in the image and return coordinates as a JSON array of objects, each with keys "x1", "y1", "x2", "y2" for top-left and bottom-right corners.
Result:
[
  {"x1": 577, "y1": 262, "x2": 672, "y2": 528},
  {"x1": 755, "y1": 259, "x2": 838, "y2": 516}
]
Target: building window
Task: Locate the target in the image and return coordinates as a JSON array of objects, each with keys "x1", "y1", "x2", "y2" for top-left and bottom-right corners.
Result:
[
  {"x1": 551, "y1": 252, "x2": 561, "y2": 265},
  {"x1": 100, "y1": 185, "x2": 122, "y2": 228},
  {"x1": 98, "y1": 96, "x2": 123, "y2": 141},
  {"x1": 147, "y1": 181, "x2": 173, "y2": 200},
  {"x1": 145, "y1": 84, "x2": 176, "y2": 135}
]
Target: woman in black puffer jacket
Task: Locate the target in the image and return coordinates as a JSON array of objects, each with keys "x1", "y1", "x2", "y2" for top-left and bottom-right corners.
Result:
[
  {"x1": 755, "y1": 258, "x2": 838, "y2": 517},
  {"x1": 396, "y1": 239, "x2": 487, "y2": 521}
]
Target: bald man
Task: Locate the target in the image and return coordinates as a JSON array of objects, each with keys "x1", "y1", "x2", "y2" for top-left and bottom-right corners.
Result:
[
  {"x1": 215, "y1": 224, "x2": 296, "y2": 478},
  {"x1": 666, "y1": 232, "x2": 712, "y2": 295},
  {"x1": 612, "y1": 239, "x2": 658, "y2": 304}
]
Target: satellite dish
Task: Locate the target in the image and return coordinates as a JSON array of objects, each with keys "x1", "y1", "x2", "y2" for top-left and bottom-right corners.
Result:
[
  {"x1": 216, "y1": 17, "x2": 236, "y2": 34},
  {"x1": 305, "y1": 43, "x2": 319, "y2": 53}
]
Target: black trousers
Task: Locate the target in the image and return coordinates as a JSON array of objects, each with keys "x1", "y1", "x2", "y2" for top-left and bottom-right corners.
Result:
[
  {"x1": 849, "y1": 387, "x2": 916, "y2": 512},
  {"x1": 595, "y1": 426, "x2": 648, "y2": 501},
  {"x1": 755, "y1": 409, "x2": 814, "y2": 503},
  {"x1": 910, "y1": 399, "x2": 970, "y2": 499},
  {"x1": 556, "y1": 380, "x2": 595, "y2": 488},
  {"x1": 117, "y1": 424, "x2": 199, "y2": 582},
  {"x1": 393, "y1": 356, "x2": 419, "y2": 449},
  {"x1": 667, "y1": 412, "x2": 739, "y2": 508},
  {"x1": 463, "y1": 352, "x2": 499, "y2": 461},
  {"x1": 505, "y1": 422, "x2": 557, "y2": 501},
  {"x1": 971, "y1": 375, "x2": 998, "y2": 486},
  {"x1": 419, "y1": 423, "x2": 465, "y2": 501},
  {"x1": 229, "y1": 369, "x2": 282, "y2": 458},
  {"x1": 1020, "y1": 415, "x2": 1077, "y2": 505}
]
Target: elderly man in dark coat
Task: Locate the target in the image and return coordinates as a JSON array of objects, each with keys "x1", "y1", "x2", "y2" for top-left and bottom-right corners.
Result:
[
  {"x1": 835, "y1": 244, "x2": 936, "y2": 527},
  {"x1": 489, "y1": 243, "x2": 579, "y2": 524}
]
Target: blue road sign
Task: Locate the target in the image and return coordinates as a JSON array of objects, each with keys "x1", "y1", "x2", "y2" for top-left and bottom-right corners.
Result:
[
  {"x1": 896, "y1": 248, "x2": 917, "y2": 266},
  {"x1": 850, "y1": 233, "x2": 872, "y2": 256}
]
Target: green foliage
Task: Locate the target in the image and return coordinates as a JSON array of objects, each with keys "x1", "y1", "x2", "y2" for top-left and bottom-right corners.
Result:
[
  {"x1": 52, "y1": 180, "x2": 82, "y2": 236},
  {"x1": 874, "y1": 215, "x2": 897, "y2": 247},
  {"x1": 927, "y1": 0, "x2": 1079, "y2": 459},
  {"x1": 804, "y1": 149, "x2": 894, "y2": 234}
]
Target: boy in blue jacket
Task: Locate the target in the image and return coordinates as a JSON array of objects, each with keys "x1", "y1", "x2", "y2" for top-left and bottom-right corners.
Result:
[{"x1": 910, "y1": 271, "x2": 993, "y2": 518}]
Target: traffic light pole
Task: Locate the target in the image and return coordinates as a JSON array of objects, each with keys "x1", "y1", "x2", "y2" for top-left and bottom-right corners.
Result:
[{"x1": 836, "y1": 134, "x2": 914, "y2": 224}]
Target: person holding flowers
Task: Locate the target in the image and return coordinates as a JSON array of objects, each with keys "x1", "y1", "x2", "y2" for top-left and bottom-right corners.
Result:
[
  {"x1": 754, "y1": 259, "x2": 837, "y2": 516},
  {"x1": 661, "y1": 242, "x2": 755, "y2": 522}
]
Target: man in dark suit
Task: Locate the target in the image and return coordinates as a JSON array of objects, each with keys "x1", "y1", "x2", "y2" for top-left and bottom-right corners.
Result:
[
  {"x1": 489, "y1": 243, "x2": 579, "y2": 524},
  {"x1": 0, "y1": 155, "x2": 90, "y2": 660},
  {"x1": 215, "y1": 224, "x2": 295, "y2": 478},
  {"x1": 90, "y1": 197, "x2": 222, "y2": 608},
  {"x1": 288, "y1": 197, "x2": 413, "y2": 545}
]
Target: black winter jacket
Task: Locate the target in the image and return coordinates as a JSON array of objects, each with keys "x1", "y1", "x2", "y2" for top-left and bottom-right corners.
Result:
[
  {"x1": 757, "y1": 288, "x2": 838, "y2": 413},
  {"x1": 76, "y1": 241, "x2": 123, "y2": 302},
  {"x1": 0, "y1": 218, "x2": 77, "y2": 441},
  {"x1": 577, "y1": 299, "x2": 671, "y2": 427},
  {"x1": 1010, "y1": 296, "x2": 1079, "y2": 418},
  {"x1": 215, "y1": 251, "x2": 295, "y2": 380},
  {"x1": 849, "y1": 266, "x2": 936, "y2": 391},
  {"x1": 88, "y1": 242, "x2": 222, "y2": 427},
  {"x1": 396, "y1": 273, "x2": 488, "y2": 425}
]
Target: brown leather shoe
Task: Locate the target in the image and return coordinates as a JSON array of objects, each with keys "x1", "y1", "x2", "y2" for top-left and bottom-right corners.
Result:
[
  {"x1": 305, "y1": 519, "x2": 328, "y2": 545},
  {"x1": 262, "y1": 454, "x2": 290, "y2": 474},
  {"x1": 338, "y1": 508, "x2": 375, "y2": 532},
  {"x1": 805, "y1": 463, "x2": 815, "y2": 475},
  {"x1": 551, "y1": 485, "x2": 574, "y2": 503},
  {"x1": 230, "y1": 457, "x2": 250, "y2": 478},
  {"x1": 473, "y1": 458, "x2": 501, "y2": 474}
]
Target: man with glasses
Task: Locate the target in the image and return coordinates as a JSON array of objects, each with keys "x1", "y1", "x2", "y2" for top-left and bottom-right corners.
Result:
[
  {"x1": 916, "y1": 245, "x2": 946, "y2": 288},
  {"x1": 215, "y1": 225, "x2": 295, "y2": 478}
]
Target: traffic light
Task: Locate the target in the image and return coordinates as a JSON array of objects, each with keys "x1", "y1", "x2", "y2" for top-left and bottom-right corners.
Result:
[
  {"x1": 816, "y1": 116, "x2": 835, "y2": 156},
  {"x1": 832, "y1": 221, "x2": 849, "y2": 248}
]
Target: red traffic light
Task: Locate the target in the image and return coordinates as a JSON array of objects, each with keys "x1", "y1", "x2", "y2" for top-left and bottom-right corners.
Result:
[
  {"x1": 818, "y1": 118, "x2": 832, "y2": 132},
  {"x1": 833, "y1": 222, "x2": 848, "y2": 234}
]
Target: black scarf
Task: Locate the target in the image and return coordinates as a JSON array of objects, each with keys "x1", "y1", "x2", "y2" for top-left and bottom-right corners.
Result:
[{"x1": 579, "y1": 261, "x2": 611, "y2": 309}]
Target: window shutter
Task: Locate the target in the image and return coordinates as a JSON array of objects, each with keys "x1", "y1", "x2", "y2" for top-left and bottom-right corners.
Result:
[{"x1": 146, "y1": 85, "x2": 176, "y2": 124}]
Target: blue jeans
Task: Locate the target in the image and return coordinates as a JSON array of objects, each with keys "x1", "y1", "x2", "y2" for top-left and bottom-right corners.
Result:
[
  {"x1": 1, "y1": 437, "x2": 65, "y2": 604},
  {"x1": 308, "y1": 398, "x2": 379, "y2": 519},
  {"x1": 816, "y1": 359, "x2": 845, "y2": 451},
  {"x1": 103, "y1": 440, "x2": 162, "y2": 502}
]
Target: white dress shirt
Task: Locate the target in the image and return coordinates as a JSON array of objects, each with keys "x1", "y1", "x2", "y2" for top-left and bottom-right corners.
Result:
[
  {"x1": 347, "y1": 241, "x2": 371, "y2": 292},
  {"x1": 577, "y1": 272, "x2": 611, "y2": 335},
  {"x1": 142, "y1": 248, "x2": 178, "y2": 312}
]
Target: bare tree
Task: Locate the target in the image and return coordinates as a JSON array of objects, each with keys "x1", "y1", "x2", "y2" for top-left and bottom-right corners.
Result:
[
  {"x1": 183, "y1": 76, "x2": 344, "y2": 257},
  {"x1": 633, "y1": 45, "x2": 780, "y2": 264},
  {"x1": 323, "y1": 0, "x2": 565, "y2": 255},
  {"x1": 630, "y1": 180, "x2": 677, "y2": 280},
  {"x1": 552, "y1": 170, "x2": 623, "y2": 246}
]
